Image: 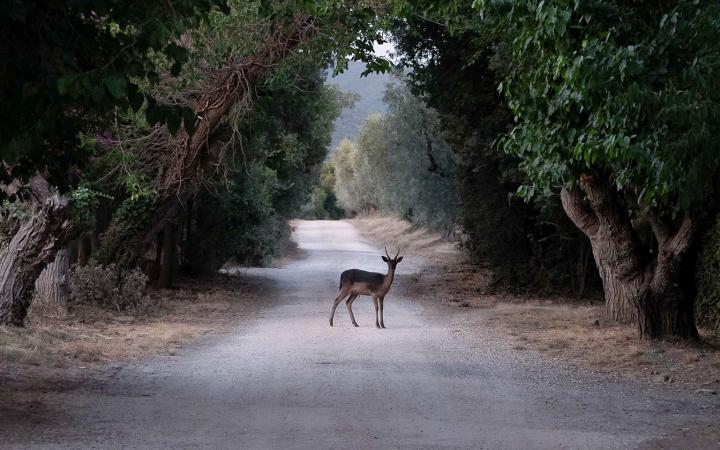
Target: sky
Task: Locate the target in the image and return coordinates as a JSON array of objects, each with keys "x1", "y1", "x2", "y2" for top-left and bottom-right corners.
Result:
[{"x1": 325, "y1": 42, "x2": 398, "y2": 151}]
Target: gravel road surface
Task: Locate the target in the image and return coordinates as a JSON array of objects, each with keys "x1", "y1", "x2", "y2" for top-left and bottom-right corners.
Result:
[{"x1": 3, "y1": 220, "x2": 719, "y2": 449}]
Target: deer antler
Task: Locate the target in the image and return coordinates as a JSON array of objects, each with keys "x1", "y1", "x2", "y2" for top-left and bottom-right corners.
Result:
[{"x1": 384, "y1": 245, "x2": 400, "y2": 259}]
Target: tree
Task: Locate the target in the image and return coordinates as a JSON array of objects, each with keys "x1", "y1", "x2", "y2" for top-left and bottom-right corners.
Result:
[
  {"x1": 33, "y1": 248, "x2": 70, "y2": 318},
  {"x1": 94, "y1": 14, "x2": 319, "y2": 270},
  {"x1": 181, "y1": 62, "x2": 346, "y2": 272},
  {"x1": 333, "y1": 138, "x2": 376, "y2": 215},
  {"x1": 0, "y1": 176, "x2": 73, "y2": 325},
  {"x1": 91, "y1": 0, "x2": 389, "y2": 270},
  {"x1": 331, "y1": 85, "x2": 459, "y2": 231},
  {"x1": 389, "y1": 4, "x2": 600, "y2": 294},
  {"x1": 304, "y1": 162, "x2": 346, "y2": 220},
  {"x1": 478, "y1": 0, "x2": 720, "y2": 339},
  {"x1": 0, "y1": 0, "x2": 222, "y2": 184},
  {"x1": 0, "y1": 0, "x2": 224, "y2": 325}
]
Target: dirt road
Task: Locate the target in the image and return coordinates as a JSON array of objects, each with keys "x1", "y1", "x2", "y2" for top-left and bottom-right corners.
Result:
[{"x1": 3, "y1": 220, "x2": 719, "y2": 449}]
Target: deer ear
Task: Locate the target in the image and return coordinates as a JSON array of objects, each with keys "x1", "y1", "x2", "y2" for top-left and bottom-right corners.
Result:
[
  {"x1": 382, "y1": 256, "x2": 388, "y2": 262},
  {"x1": 396, "y1": 256, "x2": 403, "y2": 263}
]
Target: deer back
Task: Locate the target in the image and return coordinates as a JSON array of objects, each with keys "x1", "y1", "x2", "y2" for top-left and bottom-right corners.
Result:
[{"x1": 341, "y1": 269, "x2": 385, "y2": 291}]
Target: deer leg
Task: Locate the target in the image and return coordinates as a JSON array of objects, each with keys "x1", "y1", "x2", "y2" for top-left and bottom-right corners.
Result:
[
  {"x1": 379, "y1": 296, "x2": 385, "y2": 329},
  {"x1": 372, "y1": 295, "x2": 380, "y2": 329},
  {"x1": 329, "y1": 290, "x2": 349, "y2": 327},
  {"x1": 346, "y1": 294, "x2": 359, "y2": 327}
]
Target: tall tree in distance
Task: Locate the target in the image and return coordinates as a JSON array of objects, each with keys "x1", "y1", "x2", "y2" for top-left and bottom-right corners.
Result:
[{"x1": 332, "y1": 84, "x2": 459, "y2": 231}]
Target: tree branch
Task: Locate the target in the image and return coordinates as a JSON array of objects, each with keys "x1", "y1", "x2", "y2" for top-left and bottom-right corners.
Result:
[
  {"x1": 648, "y1": 215, "x2": 671, "y2": 248},
  {"x1": 668, "y1": 214, "x2": 697, "y2": 256},
  {"x1": 560, "y1": 188, "x2": 599, "y2": 238}
]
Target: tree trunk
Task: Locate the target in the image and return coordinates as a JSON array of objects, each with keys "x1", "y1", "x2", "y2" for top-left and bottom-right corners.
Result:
[
  {"x1": 562, "y1": 180, "x2": 641, "y2": 323},
  {"x1": 0, "y1": 176, "x2": 72, "y2": 326},
  {"x1": 157, "y1": 222, "x2": 177, "y2": 288},
  {"x1": 638, "y1": 219, "x2": 700, "y2": 340},
  {"x1": 32, "y1": 248, "x2": 69, "y2": 318},
  {"x1": 561, "y1": 176, "x2": 699, "y2": 340},
  {"x1": 77, "y1": 233, "x2": 92, "y2": 267},
  {"x1": 636, "y1": 291, "x2": 698, "y2": 339},
  {"x1": 591, "y1": 244, "x2": 638, "y2": 322}
]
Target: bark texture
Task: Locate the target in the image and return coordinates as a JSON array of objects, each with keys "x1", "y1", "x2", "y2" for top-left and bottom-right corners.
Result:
[
  {"x1": 33, "y1": 248, "x2": 69, "y2": 318},
  {"x1": 0, "y1": 176, "x2": 72, "y2": 325},
  {"x1": 561, "y1": 176, "x2": 699, "y2": 340}
]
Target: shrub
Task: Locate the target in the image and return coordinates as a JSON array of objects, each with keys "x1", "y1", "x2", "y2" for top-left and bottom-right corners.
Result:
[
  {"x1": 696, "y1": 217, "x2": 720, "y2": 332},
  {"x1": 69, "y1": 261, "x2": 151, "y2": 312},
  {"x1": 332, "y1": 85, "x2": 459, "y2": 232}
]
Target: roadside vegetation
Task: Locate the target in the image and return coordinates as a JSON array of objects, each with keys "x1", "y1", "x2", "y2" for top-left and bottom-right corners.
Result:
[
  {"x1": 0, "y1": 0, "x2": 384, "y2": 379},
  {"x1": 332, "y1": 0, "x2": 720, "y2": 342},
  {"x1": 1, "y1": 0, "x2": 719, "y2": 394},
  {"x1": 351, "y1": 216, "x2": 720, "y2": 390}
]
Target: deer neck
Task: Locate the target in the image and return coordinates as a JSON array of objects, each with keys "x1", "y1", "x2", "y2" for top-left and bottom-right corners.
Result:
[{"x1": 381, "y1": 266, "x2": 396, "y2": 294}]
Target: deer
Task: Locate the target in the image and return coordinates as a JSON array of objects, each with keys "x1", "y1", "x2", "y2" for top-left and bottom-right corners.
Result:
[{"x1": 329, "y1": 246, "x2": 403, "y2": 329}]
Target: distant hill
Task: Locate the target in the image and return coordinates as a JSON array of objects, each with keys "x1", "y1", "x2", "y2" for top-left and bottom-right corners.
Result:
[{"x1": 326, "y1": 60, "x2": 397, "y2": 152}]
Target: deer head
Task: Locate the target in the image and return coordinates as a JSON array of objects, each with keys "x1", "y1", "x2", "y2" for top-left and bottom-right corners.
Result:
[{"x1": 382, "y1": 246, "x2": 403, "y2": 269}]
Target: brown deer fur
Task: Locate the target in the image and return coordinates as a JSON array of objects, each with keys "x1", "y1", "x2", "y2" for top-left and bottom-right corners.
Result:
[{"x1": 329, "y1": 247, "x2": 403, "y2": 329}]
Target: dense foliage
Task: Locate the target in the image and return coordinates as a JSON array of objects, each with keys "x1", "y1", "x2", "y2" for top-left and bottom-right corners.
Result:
[
  {"x1": 302, "y1": 162, "x2": 345, "y2": 220},
  {"x1": 387, "y1": 4, "x2": 597, "y2": 292},
  {"x1": 333, "y1": 84, "x2": 459, "y2": 232},
  {"x1": 183, "y1": 64, "x2": 345, "y2": 271},
  {"x1": 0, "y1": 0, "x2": 221, "y2": 187},
  {"x1": 464, "y1": 0, "x2": 720, "y2": 337},
  {"x1": 476, "y1": 0, "x2": 720, "y2": 214}
]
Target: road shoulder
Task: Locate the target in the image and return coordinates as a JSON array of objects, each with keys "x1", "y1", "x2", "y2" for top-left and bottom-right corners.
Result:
[{"x1": 349, "y1": 215, "x2": 720, "y2": 394}]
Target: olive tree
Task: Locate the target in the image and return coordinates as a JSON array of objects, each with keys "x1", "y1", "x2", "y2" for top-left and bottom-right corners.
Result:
[{"x1": 332, "y1": 84, "x2": 459, "y2": 231}]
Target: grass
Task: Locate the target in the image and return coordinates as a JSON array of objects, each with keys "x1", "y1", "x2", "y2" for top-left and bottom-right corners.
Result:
[
  {"x1": 0, "y1": 275, "x2": 257, "y2": 377},
  {"x1": 486, "y1": 302, "x2": 720, "y2": 386},
  {"x1": 351, "y1": 214, "x2": 720, "y2": 390}
]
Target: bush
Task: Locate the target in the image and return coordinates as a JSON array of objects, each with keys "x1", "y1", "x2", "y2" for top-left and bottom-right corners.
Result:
[
  {"x1": 696, "y1": 216, "x2": 720, "y2": 331},
  {"x1": 301, "y1": 161, "x2": 345, "y2": 220},
  {"x1": 69, "y1": 261, "x2": 151, "y2": 312},
  {"x1": 332, "y1": 85, "x2": 459, "y2": 232}
]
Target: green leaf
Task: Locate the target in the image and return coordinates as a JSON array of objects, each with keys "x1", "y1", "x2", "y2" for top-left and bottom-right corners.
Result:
[
  {"x1": 145, "y1": 98, "x2": 161, "y2": 126},
  {"x1": 127, "y1": 83, "x2": 144, "y2": 111},
  {"x1": 170, "y1": 61, "x2": 183, "y2": 76},
  {"x1": 57, "y1": 76, "x2": 75, "y2": 96},
  {"x1": 103, "y1": 74, "x2": 127, "y2": 99}
]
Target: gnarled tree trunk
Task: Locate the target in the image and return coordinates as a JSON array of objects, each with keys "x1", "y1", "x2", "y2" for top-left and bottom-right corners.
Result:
[
  {"x1": 33, "y1": 248, "x2": 69, "y2": 318},
  {"x1": 0, "y1": 176, "x2": 72, "y2": 326},
  {"x1": 561, "y1": 176, "x2": 699, "y2": 340}
]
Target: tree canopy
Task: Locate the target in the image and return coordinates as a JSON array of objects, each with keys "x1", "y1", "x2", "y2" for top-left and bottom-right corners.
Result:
[
  {"x1": 0, "y1": 0, "x2": 226, "y2": 186},
  {"x1": 476, "y1": 0, "x2": 720, "y2": 214}
]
